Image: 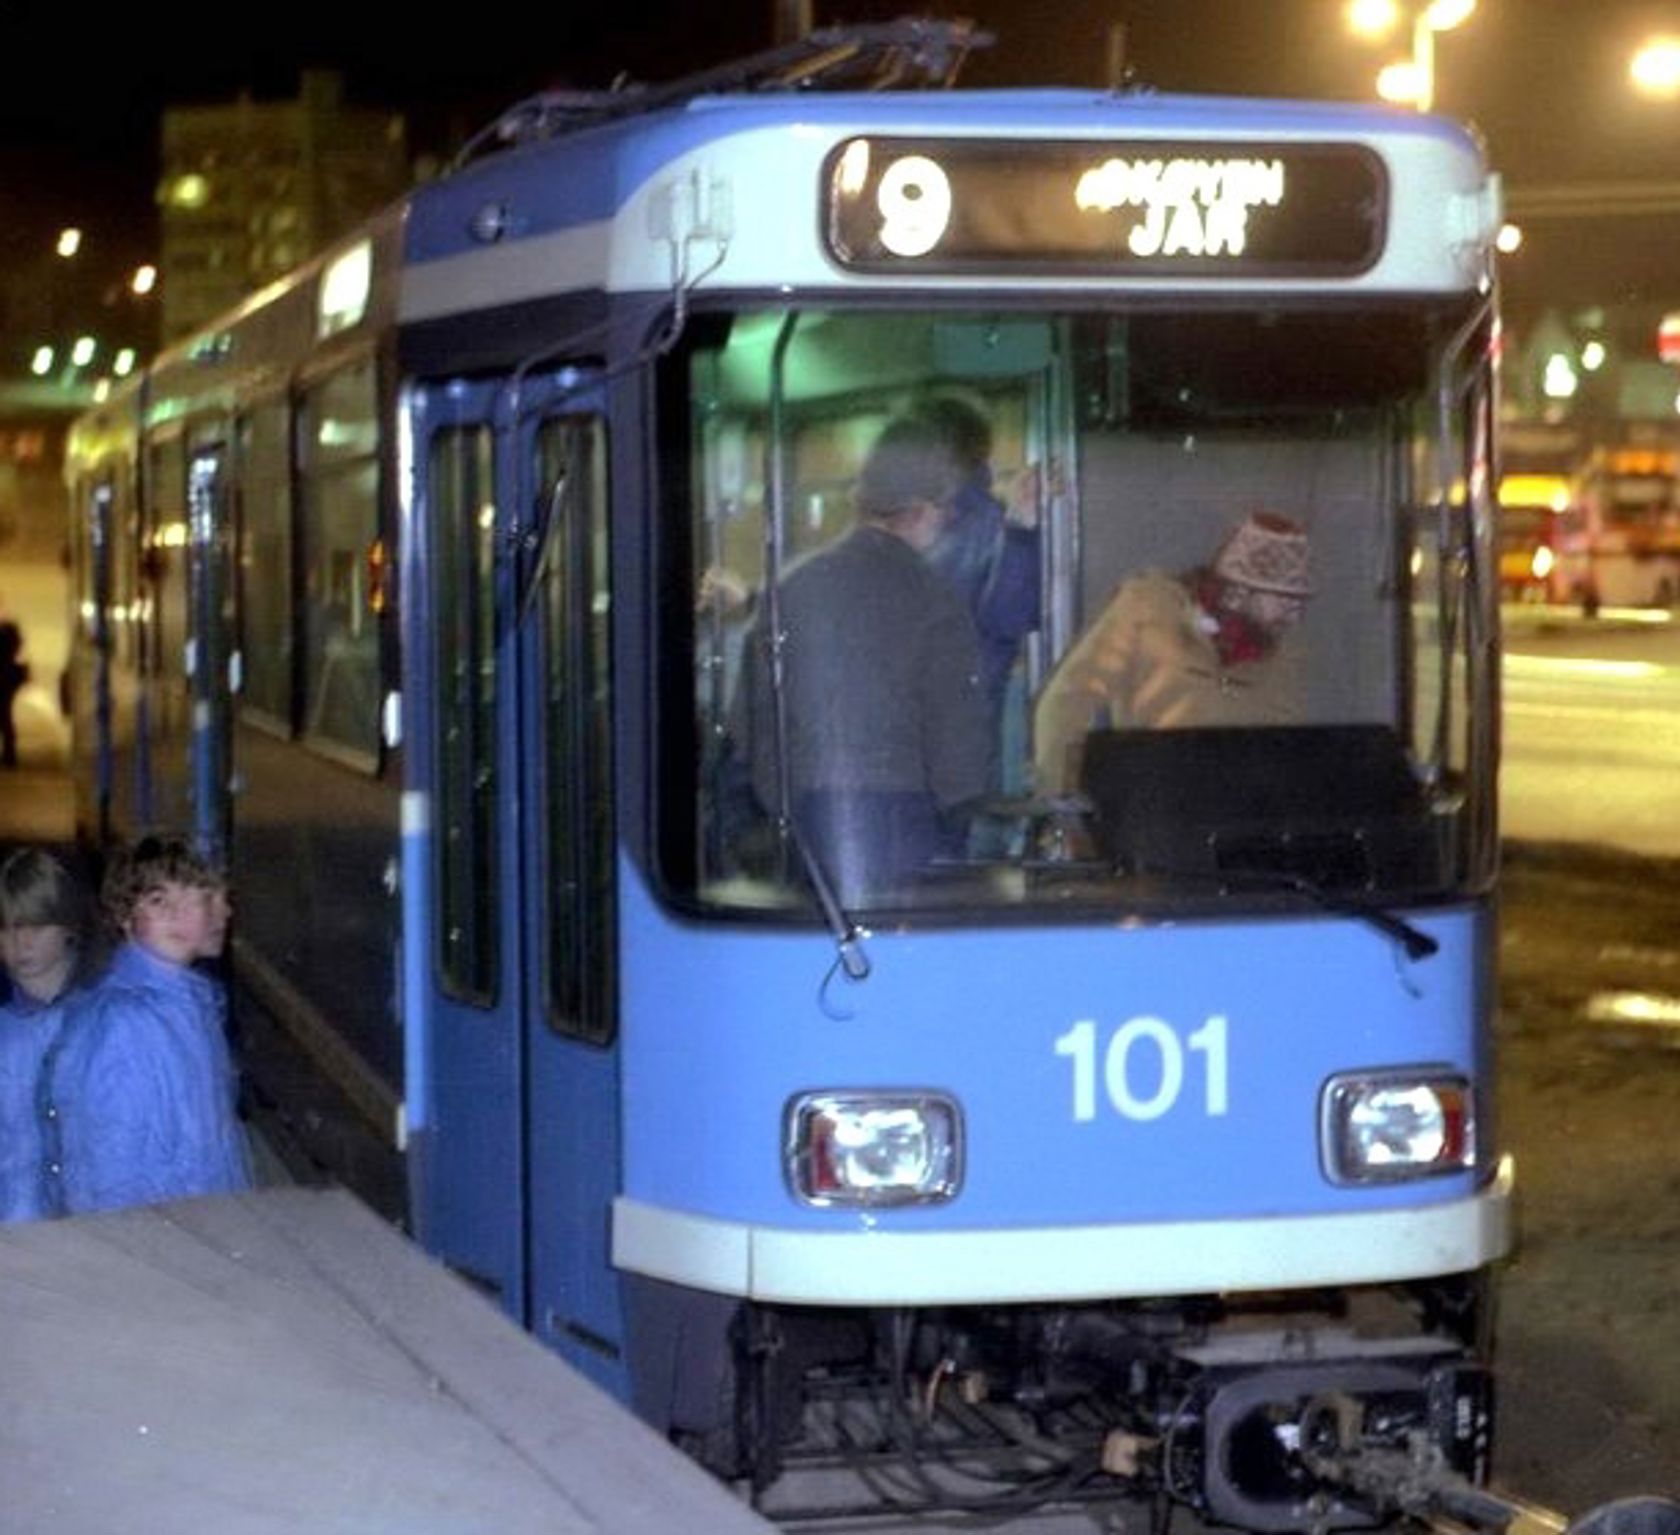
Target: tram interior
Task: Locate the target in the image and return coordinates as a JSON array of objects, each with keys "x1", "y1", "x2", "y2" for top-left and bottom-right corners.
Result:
[{"x1": 684, "y1": 305, "x2": 1473, "y2": 908}]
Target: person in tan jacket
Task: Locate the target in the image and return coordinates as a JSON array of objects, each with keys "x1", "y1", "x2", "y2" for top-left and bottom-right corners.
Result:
[{"x1": 1033, "y1": 512, "x2": 1312, "y2": 794}]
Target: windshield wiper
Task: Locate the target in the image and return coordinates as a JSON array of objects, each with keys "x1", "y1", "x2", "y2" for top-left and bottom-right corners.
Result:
[
  {"x1": 782, "y1": 820, "x2": 872, "y2": 980},
  {"x1": 1193, "y1": 866, "x2": 1440, "y2": 962},
  {"x1": 759, "y1": 309, "x2": 870, "y2": 983}
]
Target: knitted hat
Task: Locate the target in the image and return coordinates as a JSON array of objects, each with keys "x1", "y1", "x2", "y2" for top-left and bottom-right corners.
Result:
[{"x1": 1213, "y1": 513, "x2": 1313, "y2": 597}]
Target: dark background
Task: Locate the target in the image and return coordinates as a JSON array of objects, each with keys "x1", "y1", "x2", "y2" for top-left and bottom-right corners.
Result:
[{"x1": 8, "y1": 1, "x2": 1680, "y2": 325}]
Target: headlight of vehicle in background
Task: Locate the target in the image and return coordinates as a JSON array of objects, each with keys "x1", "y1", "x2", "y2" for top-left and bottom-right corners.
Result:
[
  {"x1": 1320, "y1": 1069, "x2": 1474, "y2": 1184},
  {"x1": 786, "y1": 1091, "x2": 962, "y2": 1207}
]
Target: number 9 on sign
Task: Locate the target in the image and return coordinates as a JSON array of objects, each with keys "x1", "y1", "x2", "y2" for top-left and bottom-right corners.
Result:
[
  {"x1": 877, "y1": 155, "x2": 953, "y2": 258},
  {"x1": 1055, "y1": 1015, "x2": 1230, "y2": 1122}
]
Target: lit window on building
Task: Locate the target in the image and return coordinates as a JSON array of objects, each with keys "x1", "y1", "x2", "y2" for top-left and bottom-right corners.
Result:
[{"x1": 167, "y1": 173, "x2": 212, "y2": 209}]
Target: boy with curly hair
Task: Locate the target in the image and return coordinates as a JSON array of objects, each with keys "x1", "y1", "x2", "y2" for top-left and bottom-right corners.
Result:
[{"x1": 40, "y1": 836, "x2": 251, "y2": 1214}]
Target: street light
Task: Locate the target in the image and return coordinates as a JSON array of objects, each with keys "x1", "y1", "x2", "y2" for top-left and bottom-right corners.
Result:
[
  {"x1": 1377, "y1": 58, "x2": 1429, "y2": 105},
  {"x1": 1346, "y1": 0, "x2": 1478, "y2": 111},
  {"x1": 1347, "y1": 0, "x2": 1402, "y2": 36},
  {"x1": 1543, "y1": 352, "x2": 1579, "y2": 400},
  {"x1": 1631, "y1": 36, "x2": 1680, "y2": 98}
]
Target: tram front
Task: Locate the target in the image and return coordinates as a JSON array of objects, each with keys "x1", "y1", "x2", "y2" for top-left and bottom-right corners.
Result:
[{"x1": 623, "y1": 99, "x2": 1511, "y2": 1524}]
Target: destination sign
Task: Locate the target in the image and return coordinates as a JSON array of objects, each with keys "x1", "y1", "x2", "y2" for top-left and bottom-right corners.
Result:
[{"x1": 823, "y1": 137, "x2": 1387, "y2": 277}]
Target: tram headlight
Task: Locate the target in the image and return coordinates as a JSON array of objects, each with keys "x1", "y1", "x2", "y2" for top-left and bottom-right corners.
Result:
[
  {"x1": 1320, "y1": 1070, "x2": 1474, "y2": 1184},
  {"x1": 785, "y1": 1091, "x2": 962, "y2": 1207}
]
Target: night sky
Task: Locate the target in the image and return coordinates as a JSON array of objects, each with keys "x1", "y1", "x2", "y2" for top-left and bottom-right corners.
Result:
[{"x1": 8, "y1": 0, "x2": 1680, "y2": 322}]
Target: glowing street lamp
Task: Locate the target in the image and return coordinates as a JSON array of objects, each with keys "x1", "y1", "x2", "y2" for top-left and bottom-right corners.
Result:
[
  {"x1": 1347, "y1": 0, "x2": 1402, "y2": 37},
  {"x1": 131, "y1": 264, "x2": 158, "y2": 296},
  {"x1": 1631, "y1": 36, "x2": 1680, "y2": 98},
  {"x1": 1347, "y1": 0, "x2": 1478, "y2": 112},
  {"x1": 1496, "y1": 222, "x2": 1523, "y2": 254},
  {"x1": 56, "y1": 227, "x2": 82, "y2": 258},
  {"x1": 70, "y1": 336, "x2": 97, "y2": 368},
  {"x1": 1543, "y1": 352, "x2": 1579, "y2": 401},
  {"x1": 30, "y1": 346, "x2": 54, "y2": 377},
  {"x1": 1423, "y1": 0, "x2": 1476, "y2": 30},
  {"x1": 1378, "y1": 59, "x2": 1428, "y2": 105}
]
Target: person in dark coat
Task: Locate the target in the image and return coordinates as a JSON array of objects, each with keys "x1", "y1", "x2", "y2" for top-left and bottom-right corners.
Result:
[
  {"x1": 733, "y1": 417, "x2": 992, "y2": 900},
  {"x1": 0, "y1": 619, "x2": 29, "y2": 769}
]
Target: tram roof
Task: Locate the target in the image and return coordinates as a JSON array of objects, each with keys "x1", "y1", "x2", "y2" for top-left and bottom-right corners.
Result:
[{"x1": 408, "y1": 87, "x2": 1484, "y2": 269}]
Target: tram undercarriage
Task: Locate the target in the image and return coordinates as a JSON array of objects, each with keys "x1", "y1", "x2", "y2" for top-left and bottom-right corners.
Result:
[{"x1": 680, "y1": 1278, "x2": 1496, "y2": 1527}]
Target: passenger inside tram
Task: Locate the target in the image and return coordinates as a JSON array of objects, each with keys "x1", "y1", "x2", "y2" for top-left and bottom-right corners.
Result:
[
  {"x1": 1031, "y1": 510, "x2": 1314, "y2": 795},
  {"x1": 726, "y1": 415, "x2": 992, "y2": 901}
]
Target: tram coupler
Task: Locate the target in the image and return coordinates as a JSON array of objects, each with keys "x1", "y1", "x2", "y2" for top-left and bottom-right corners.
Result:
[
  {"x1": 1414, "y1": 1483, "x2": 1680, "y2": 1535},
  {"x1": 1300, "y1": 1404, "x2": 1680, "y2": 1535}
]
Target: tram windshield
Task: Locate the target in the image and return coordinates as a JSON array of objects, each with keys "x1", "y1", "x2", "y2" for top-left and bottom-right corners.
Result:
[{"x1": 661, "y1": 303, "x2": 1497, "y2": 921}]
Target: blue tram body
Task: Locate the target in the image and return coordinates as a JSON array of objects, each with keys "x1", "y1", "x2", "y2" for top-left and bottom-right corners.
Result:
[{"x1": 68, "y1": 31, "x2": 1512, "y2": 1525}]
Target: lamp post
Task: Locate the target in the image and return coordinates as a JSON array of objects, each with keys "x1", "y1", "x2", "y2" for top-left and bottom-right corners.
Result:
[{"x1": 1346, "y1": 0, "x2": 1478, "y2": 112}]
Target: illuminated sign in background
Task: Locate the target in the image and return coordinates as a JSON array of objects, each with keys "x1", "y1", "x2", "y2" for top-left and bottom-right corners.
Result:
[{"x1": 826, "y1": 138, "x2": 1387, "y2": 277}]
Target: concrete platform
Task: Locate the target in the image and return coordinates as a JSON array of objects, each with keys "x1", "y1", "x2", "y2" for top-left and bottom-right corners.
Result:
[{"x1": 0, "y1": 1189, "x2": 773, "y2": 1535}]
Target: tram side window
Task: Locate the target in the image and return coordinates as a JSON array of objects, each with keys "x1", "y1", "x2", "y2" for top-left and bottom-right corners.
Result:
[
  {"x1": 537, "y1": 416, "x2": 615, "y2": 1044},
  {"x1": 112, "y1": 469, "x2": 138, "y2": 670},
  {"x1": 237, "y1": 400, "x2": 295, "y2": 729},
  {"x1": 72, "y1": 471, "x2": 135, "y2": 667},
  {"x1": 146, "y1": 435, "x2": 189, "y2": 686},
  {"x1": 430, "y1": 425, "x2": 498, "y2": 1006},
  {"x1": 299, "y1": 361, "x2": 380, "y2": 766},
  {"x1": 70, "y1": 478, "x2": 105, "y2": 646}
]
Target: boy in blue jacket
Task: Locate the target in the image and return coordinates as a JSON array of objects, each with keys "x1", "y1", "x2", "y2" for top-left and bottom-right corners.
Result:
[
  {"x1": 41, "y1": 837, "x2": 251, "y2": 1215},
  {"x1": 0, "y1": 847, "x2": 105, "y2": 1221}
]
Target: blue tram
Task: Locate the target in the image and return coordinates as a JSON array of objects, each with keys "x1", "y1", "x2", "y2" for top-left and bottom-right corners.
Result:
[{"x1": 66, "y1": 25, "x2": 1512, "y2": 1525}]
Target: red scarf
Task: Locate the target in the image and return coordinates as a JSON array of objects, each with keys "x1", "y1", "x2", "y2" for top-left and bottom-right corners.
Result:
[{"x1": 1188, "y1": 571, "x2": 1273, "y2": 668}]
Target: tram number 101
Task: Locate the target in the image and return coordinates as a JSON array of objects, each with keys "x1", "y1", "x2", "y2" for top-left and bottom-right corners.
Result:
[{"x1": 1054, "y1": 1016, "x2": 1230, "y2": 1122}]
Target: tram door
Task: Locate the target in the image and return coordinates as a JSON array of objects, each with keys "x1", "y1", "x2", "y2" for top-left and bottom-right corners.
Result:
[
  {"x1": 412, "y1": 373, "x2": 623, "y2": 1389},
  {"x1": 74, "y1": 464, "x2": 148, "y2": 841},
  {"x1": 137, "y1": 430, "x2": 192, "y2": 834},
  {"x1": 135, "y1": 426, "x2": 234, "y2": 852},
  {"x1": 69, "y1": 476, "x2": 116, "y2": 841}
]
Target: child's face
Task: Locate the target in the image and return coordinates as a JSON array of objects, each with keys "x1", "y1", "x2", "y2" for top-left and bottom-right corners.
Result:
[
  {"x1": 0, "y1": 923, "x2": 75, "y2": 1003},
  {"x1": 129, "y1": 882, "x2": 231, "y2": 964}
]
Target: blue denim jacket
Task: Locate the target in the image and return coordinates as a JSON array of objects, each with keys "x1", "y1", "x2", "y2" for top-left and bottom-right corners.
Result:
[
  {"x1": 926, "y1": 469, "x2": 1041, "y2": 702},
  {"x1": 40, "y1": 942, "x2": 251, "y2": 1216},
  {"x1": 0, "y1": 989, "x2": 68, "y2": 1222}
]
